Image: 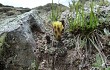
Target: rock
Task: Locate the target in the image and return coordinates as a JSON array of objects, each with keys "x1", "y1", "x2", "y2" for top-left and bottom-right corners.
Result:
[
  {"x1": 0, "y1": 3, "x2": 14, "y2": 8},
  {"x1": 38, "y1": 60, "x2": 48, "y2": 70},
  {"x1": 34, "y1": 3, "x2": 68, "y2": 12},
  {"x1": 0, "y1": 60, "x2": 5, "y2": 70},
  {"x1": 0, "y1": 10, "x2": 45, "y2": 35},
  {"x1": 6, "y1": 11, "x2": 15, "y2": 16},
  {"x1": 0, "y1": 10, "x2": 45, "y2": 69},
  {"x1": 55, "y1": 47, "x2": 67, "y2": 57},
  {"x1": 0, "y1": 7, "x2": 13, "y2": 12},
  {"x1": 32, "y1": 3, "x2": 68, "y2": 24},
  {"x1": 16, "y1": 7, "x2": 31, "y2": 14},
  {"x1": 0, "y1": 3, "x2": 3, "y2": 7}
]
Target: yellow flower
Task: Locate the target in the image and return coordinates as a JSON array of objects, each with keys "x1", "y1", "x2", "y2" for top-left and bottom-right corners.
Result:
[{"x1": 52, "y1": 21, "x2": 64, "y2": 41}]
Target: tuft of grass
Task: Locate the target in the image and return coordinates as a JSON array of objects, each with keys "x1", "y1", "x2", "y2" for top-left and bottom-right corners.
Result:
[
  {"x1": 89, "y1": 2, "x2": 99, "y2": 29},
  {"x1": 68, "y1": 0, "x2": 99, "y2": 35},
  {"x1": 50, "y1": 0, "x2": 67, "y2": 22},
  {"x1": 51, "y1": 0, "x2": 56, "y2": 21},
  {"x1": 68, "y1": 1, "x2": 83, "y2": 31},
  {"x1": 51, "y1": 0, "x2": 61, "y2": 22}
]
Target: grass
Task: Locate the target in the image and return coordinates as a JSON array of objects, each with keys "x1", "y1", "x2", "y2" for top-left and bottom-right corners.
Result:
[
  {"x1": 51, "y1": 0, "x2": 60, "y2": 21},
  {"x1": 50, "y1": 0, "x2": 67, "y2": 22},
  {"x1": 50, "y1": 0, "x2": 110, "y2": 69},
  {"x1": 89, "y1": 2, "x2": 99, "y2": 29},
  {"x1": 72, "y1": 29, "x2": 109, "y2": 69},
  {"x1": 51, "y1": 0, "x2": 56, "y2": 21},
  {"x1": 68, "y1": 0, "x2": 99, "y2": 34}
]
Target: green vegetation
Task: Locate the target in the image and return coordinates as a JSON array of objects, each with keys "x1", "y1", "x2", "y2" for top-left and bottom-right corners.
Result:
[
  {"x1": 68, "y1": 1, "x2": 99, "y2": 34},
  {"x1": 92, "y1": 53, "x2": 110, "y2": 70},
  {"x1": 51, "y1": 0, "x2": 60, "y2": 21},
  {"x1": 51, "y1": 0, "x2": 67, "y2": 21},
  {"x1": 67, "y1": 0, "x2": 110, "y2": 69},
  {"x1": 98, "y1": 0, "x2": 110, "y2": 6},
  {"x1": 28, "y1": 60, "x2": 39, "y2": 70},
  {"x1": 51, "y1": 0, "x2": 56, "y2": 21},
  {"x1": 0, "y1": 33, "x2": 7, "y2": 57},
  {"x1": 50, "y1": 0, "x2": 110, "y2": 69},
  {"x1": 0, "y1": 33, "x2": 7, "y2": 47},
  {"x1": 92, "y1": 53, "x2": 103, "y2": 68}
]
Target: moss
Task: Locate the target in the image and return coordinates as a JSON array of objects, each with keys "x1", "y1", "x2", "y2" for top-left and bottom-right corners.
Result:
[
  {"x1": 0, "y1": 33, "x2": 7, "y2": 56},
  {"x1": 0, "y1": 33, "x2": 7, "y2": 47},
  {"x1": 28, "y1": 60, "x2": 38, "y2": 70}
]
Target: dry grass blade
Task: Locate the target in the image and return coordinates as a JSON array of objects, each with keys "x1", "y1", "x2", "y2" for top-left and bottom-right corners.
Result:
[{"x1": 89, "y1": 36, "x2": 106, "y2": 67}]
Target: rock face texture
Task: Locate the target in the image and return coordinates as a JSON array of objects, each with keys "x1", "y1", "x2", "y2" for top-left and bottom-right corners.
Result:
[{"x1": 0, "y1": 10, "x2": 45, "y2": 70}]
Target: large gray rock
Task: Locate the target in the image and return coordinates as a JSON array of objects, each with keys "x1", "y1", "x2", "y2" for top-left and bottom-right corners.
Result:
[{"x1": 0, "y1": 10, "x2": 45, "y2": 70}]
